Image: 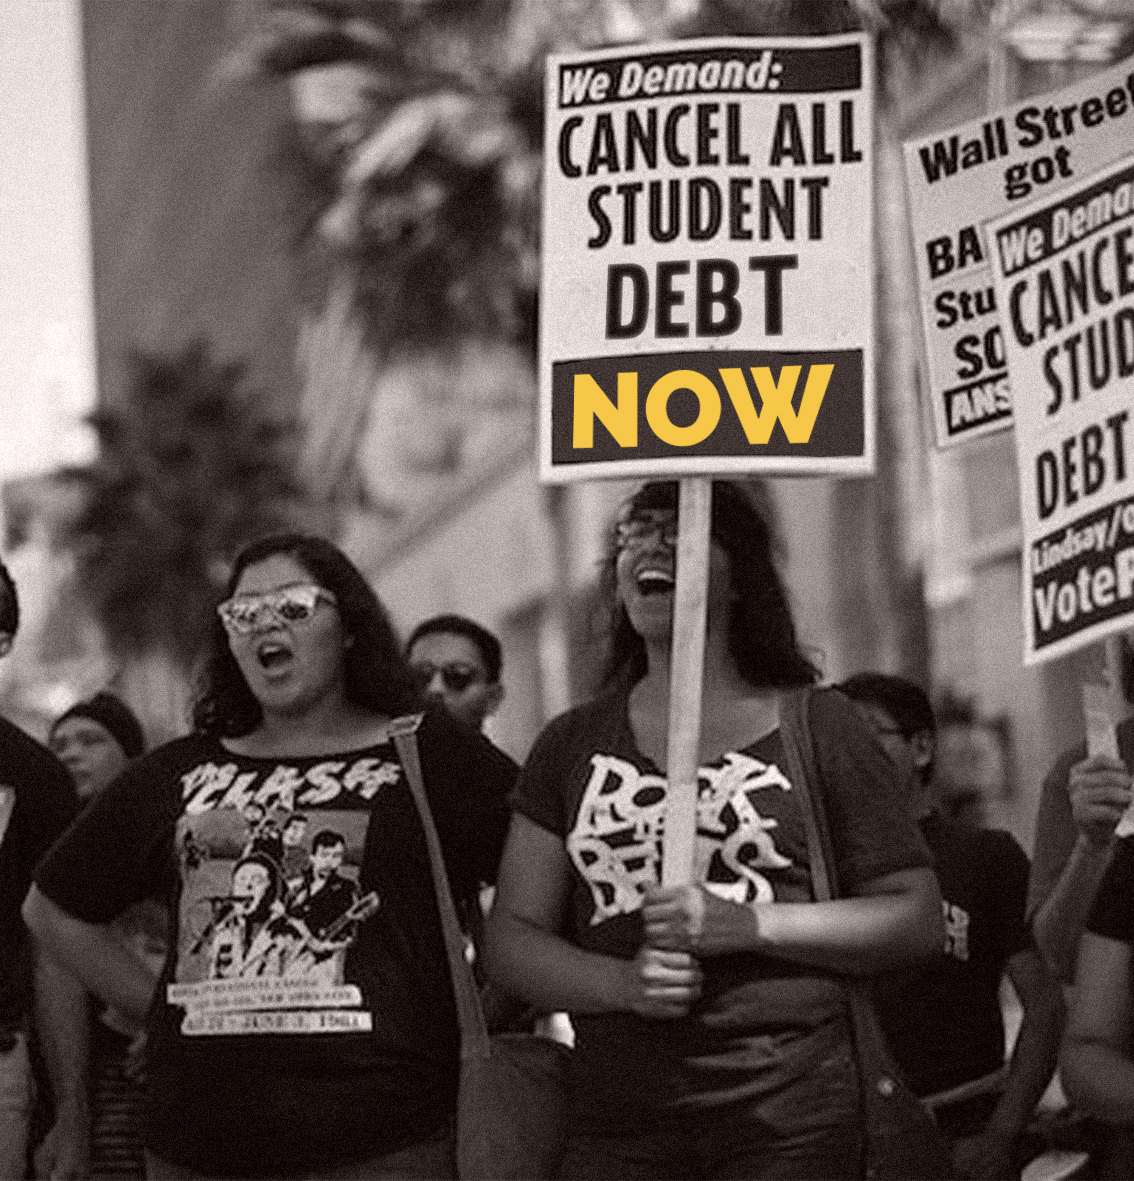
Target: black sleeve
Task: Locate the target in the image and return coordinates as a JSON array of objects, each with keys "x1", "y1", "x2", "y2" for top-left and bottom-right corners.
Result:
[
  {"x1": 993, "y1": 830, "x2": 1033, "y2": 960},
  {"x1": 35, "y1": 740, "x2": 187, "y2": 924},
  {"x1": 417, "y1": 706, "x2": 517, "y2": 898},
  {"x1": 1087, "y1": 837, "x2": 1134, "y2": 944},
  {"x1": 813, "y1": 688, "x2": 932, "y2": 892},
  {"x1": 16, "y1": 743, "x2": 78, "y2": 885},
  {"x1": 510, "y1": 707, "x2": 592, "y2": 839}
]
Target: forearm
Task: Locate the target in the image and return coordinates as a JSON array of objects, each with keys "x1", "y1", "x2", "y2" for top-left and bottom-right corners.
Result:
[
  {"x1": 1062, "y1": 1040, "x2": 1134, "y2": 1125},
  {"x1": 984, "y1": 978, "x2": 1065, "y2": 1142},
  {"x1": 23, "y1": 886, "x2": 157, "y2": 1027},
  {"x1": 752, "y1": 889, "x2": 942, "y2": 975},
  {"x1": 485, "y1": 908, "x2": 628, "y2": 1014},
  {"x1": 33, "y1": 948, "x2": 90, "y2": 1110},
  {"x1": 1033, "y1": 835, "x2": 1115, "y2": 982}
]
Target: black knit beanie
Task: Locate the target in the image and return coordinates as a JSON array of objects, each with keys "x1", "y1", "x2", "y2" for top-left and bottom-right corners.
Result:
[{"x1": 52, "y1": 692, "x2": 146, "y2": 759}]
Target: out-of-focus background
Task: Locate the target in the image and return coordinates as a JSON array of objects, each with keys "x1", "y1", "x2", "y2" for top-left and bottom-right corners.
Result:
[{"x1": 3, "y1": 0, "x2": 1133, "y2": 855}]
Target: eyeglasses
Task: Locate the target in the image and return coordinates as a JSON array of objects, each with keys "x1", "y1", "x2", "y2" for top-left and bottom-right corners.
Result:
[
  {"x1": 410, "y1": 661, "x2": 486, "y2": 693},
  {"x1": 614, "y1": 515, "x2": 679, "y2": 551},
  {"x1": 217, "y1": 585, "x2": 338, "y2": 634}
]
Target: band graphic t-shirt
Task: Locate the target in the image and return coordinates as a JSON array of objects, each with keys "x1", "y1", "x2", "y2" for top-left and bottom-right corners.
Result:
[
  {"x1": 169, "y1": 752, "x2": 396, "y2": 1037},
  {"x1": 35, "y1": 709, "x2": 514, "y2": 1176},
  {"x1": 513, "y1": 686, "x2": 930, "y2": 1130}
]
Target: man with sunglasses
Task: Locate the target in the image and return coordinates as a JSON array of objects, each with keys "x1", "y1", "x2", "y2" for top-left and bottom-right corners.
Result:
[
  {"x1": 405, "y1": 615, "x2": 539, "y2": 1035},
  {"x1": 405, "y1": 615, "x2": 505, "y2": 734},
  {"x1": 840, "y1": 672, "x2": 1063, "y2": 1181}
]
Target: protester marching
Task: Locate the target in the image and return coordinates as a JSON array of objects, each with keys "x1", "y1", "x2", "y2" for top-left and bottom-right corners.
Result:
[{"x1": 6, "y1": 3, "x2": 1134, "y2": 1181}]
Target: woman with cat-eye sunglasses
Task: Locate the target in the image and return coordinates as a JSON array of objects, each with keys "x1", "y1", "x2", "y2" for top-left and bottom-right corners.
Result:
[{"x1": 26, "y1": 533, "x2": 518, "y2": 1180}]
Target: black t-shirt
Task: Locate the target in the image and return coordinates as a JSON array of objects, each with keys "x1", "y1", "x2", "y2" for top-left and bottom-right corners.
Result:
[
  {"x1": 0, "y1": 715, "x2": 78, "y2": 1029},
  {"x1": 1087, "y1": 835, "x2": 1134, "y2": 942},
  {"x1": 512, "y1": 685, "x2": 930, "y2": 1129},
  {"x1": 35, "y1": 707, "x2": 515, "y2": 1177},
  {"x1": 872, "y1": 812, "x2": 1031, "y2": 1098}
]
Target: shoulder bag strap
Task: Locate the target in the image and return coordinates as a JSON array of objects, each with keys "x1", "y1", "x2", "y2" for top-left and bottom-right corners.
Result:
[
  {"x1": 389, "y1": 713, "x2": 492, "y2": 1060},
  {"x1": 779, "y1": 690, "x2": 923, "y2": 1123},
  {"x1": 778, "y1": 688, "x2": 835, "y2": 902}
]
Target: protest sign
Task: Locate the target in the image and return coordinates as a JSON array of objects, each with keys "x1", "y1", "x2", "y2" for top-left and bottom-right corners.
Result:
[
  {"x1": 904, "y1": 54, "x2": 1134, "y2": 449},
  {"x1": 985, "y1": 152, "x2": 1134, "y2": 664},
  {"x1": 538, "y1": 34, "x2": 874, "y2": 483}
]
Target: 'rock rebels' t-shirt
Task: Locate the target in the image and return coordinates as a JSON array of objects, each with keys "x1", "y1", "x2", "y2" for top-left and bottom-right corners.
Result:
[
  {"x1": 36, "y1": 708, "x2": 515, "y2": 1177},
  {"x1": 513, "y1": 686, "x2": 929, "y2": 1130}
]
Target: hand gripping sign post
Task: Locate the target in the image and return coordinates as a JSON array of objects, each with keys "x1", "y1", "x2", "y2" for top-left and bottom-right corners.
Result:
[
  {"x1": 539, "y1": 34, "x2": 874, "y2": 885},
  {"x1": 904, "y1": 54, "x2": 1134, "y2": 449},
  {"x1": 984, "y1": 151, "x2": 1134, "y2": 666}
]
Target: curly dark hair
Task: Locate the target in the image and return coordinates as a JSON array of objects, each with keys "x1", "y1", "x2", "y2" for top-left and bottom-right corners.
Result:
[
  {"x1": 600, "y1": 481, "x2": 819, "y2": 690},
  {"x1": 192, "y1": 534, "x2": 421, "y2": 736}
]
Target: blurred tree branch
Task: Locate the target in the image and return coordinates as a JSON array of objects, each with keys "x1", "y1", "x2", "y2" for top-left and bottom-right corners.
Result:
[
  {"x1": 221, "y1": 0, "x2": 991, "y2": 517},
  {"x1": 59, "y1": 341, "x2": 311, "y2": 672},
  {"x1": 223, "y1": 0, "x2": 990, "y2": 355}
]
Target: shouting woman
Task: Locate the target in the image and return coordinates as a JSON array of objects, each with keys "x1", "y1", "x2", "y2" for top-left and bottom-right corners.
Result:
[{"x1": 25, "y1": 535, "x2": 516, "y2": 1179}]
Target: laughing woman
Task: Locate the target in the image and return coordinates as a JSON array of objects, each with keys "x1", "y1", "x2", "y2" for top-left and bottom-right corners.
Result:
[
  {"x1": 24, "y1": 535, "x2": 516, "y2": 1179},
  {"x1": 485, "y1": 481, "x2": 943, "y2": 1181}
]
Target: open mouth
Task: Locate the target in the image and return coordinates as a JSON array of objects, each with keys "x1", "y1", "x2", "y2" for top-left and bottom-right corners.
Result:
[
  {"x1": 635, "y1": 569, "x2": 675, "y2": 597},
  {"x1": 256, "y1": 640, "x2": 293, "y2": 671}
]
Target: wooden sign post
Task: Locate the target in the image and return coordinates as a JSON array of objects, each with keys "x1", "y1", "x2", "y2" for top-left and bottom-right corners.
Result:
[
  {"x1": 661, "y1": 478, "x2": 712, "y2": 888},
  {"x1": 1105, "y1": 635, "x2": 1133, "y2": 723}
]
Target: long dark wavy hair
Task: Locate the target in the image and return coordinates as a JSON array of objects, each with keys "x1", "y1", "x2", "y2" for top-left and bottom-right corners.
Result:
[
  {"x1": 192, "y1": 534, "x2": 422, "y2": 737},
  {"x1": 601, "y1": 481, "x2": 820, "y2": 690}
]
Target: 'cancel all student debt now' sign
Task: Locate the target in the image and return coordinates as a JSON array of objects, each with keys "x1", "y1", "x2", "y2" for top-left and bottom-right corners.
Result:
[
  {"x1": 985, "y1": 153, "x2": 1134, "y2": 664},
  {"x1": 538, "y1": 34, "x2": 874, "y2": 483}
]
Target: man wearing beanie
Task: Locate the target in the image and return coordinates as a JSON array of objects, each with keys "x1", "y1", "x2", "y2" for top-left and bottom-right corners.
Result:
[
  {"x1": 49, "y1": 693, "x2": 146, "y2": 803},
  {"x1": 44, "y1": 690, "x2": 155, "y2": 1179},
  {"x1": 0, "y1": 559, "x2": 81, "y2": 1179}
]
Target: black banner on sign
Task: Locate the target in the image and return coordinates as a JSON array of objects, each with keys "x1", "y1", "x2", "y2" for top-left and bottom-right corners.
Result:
[
  {"x1": 556, "y1": 44, "x2": 863, "y2": 109},
  {"x1": 1030, "y1": 495, "x2": 1134, "y2": 651},
  {"x1": 993, "y1": 161, "x2": 1134, "y2": 277},
  {"x1": 943, "y1": 371, "x2": 1012, "y2": 437},
  {"x1": 550, "y1": 348, "x2": 863, "y2": 465}
]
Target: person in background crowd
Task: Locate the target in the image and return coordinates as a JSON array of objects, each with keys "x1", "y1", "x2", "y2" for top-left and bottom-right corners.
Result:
[
  {"x1": 1029, "y1": 632, "x2": 1134, "y2": 984},
  {"x1": 405, "y1": 612, "x2": 540, "y2": 1036},
  {"x1": 486, "y1": 480, "x2": 942, "y2": 1181},
  {"x1": 0, "y1": 559, "x2": 80, "y2": 1180},
  {"x1": 406, "y1": 614, "x2": 505, "y2": 733},
  {"x1": 933, "y1": 696, "x2": 1012, "y2": 830},
  {"x1": 23, "y1": 534, "x2": 516, "y2": 1180},
  {"x1": 840, "y1": 672, "x2": 1064, "y2": 1181},
  {"x1": 39, "y1": 692, "x2": 159, "y2": 1180},
  {"x1": 1060, "y1": 819, "x2": 1134, "y2": 1179},
  {"x1": 49, "y1": 694, "x2": 145, "y2": 803},
  {"x1": 1028, "y1": 631, "x2": 1134, "y2": 1176}
]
